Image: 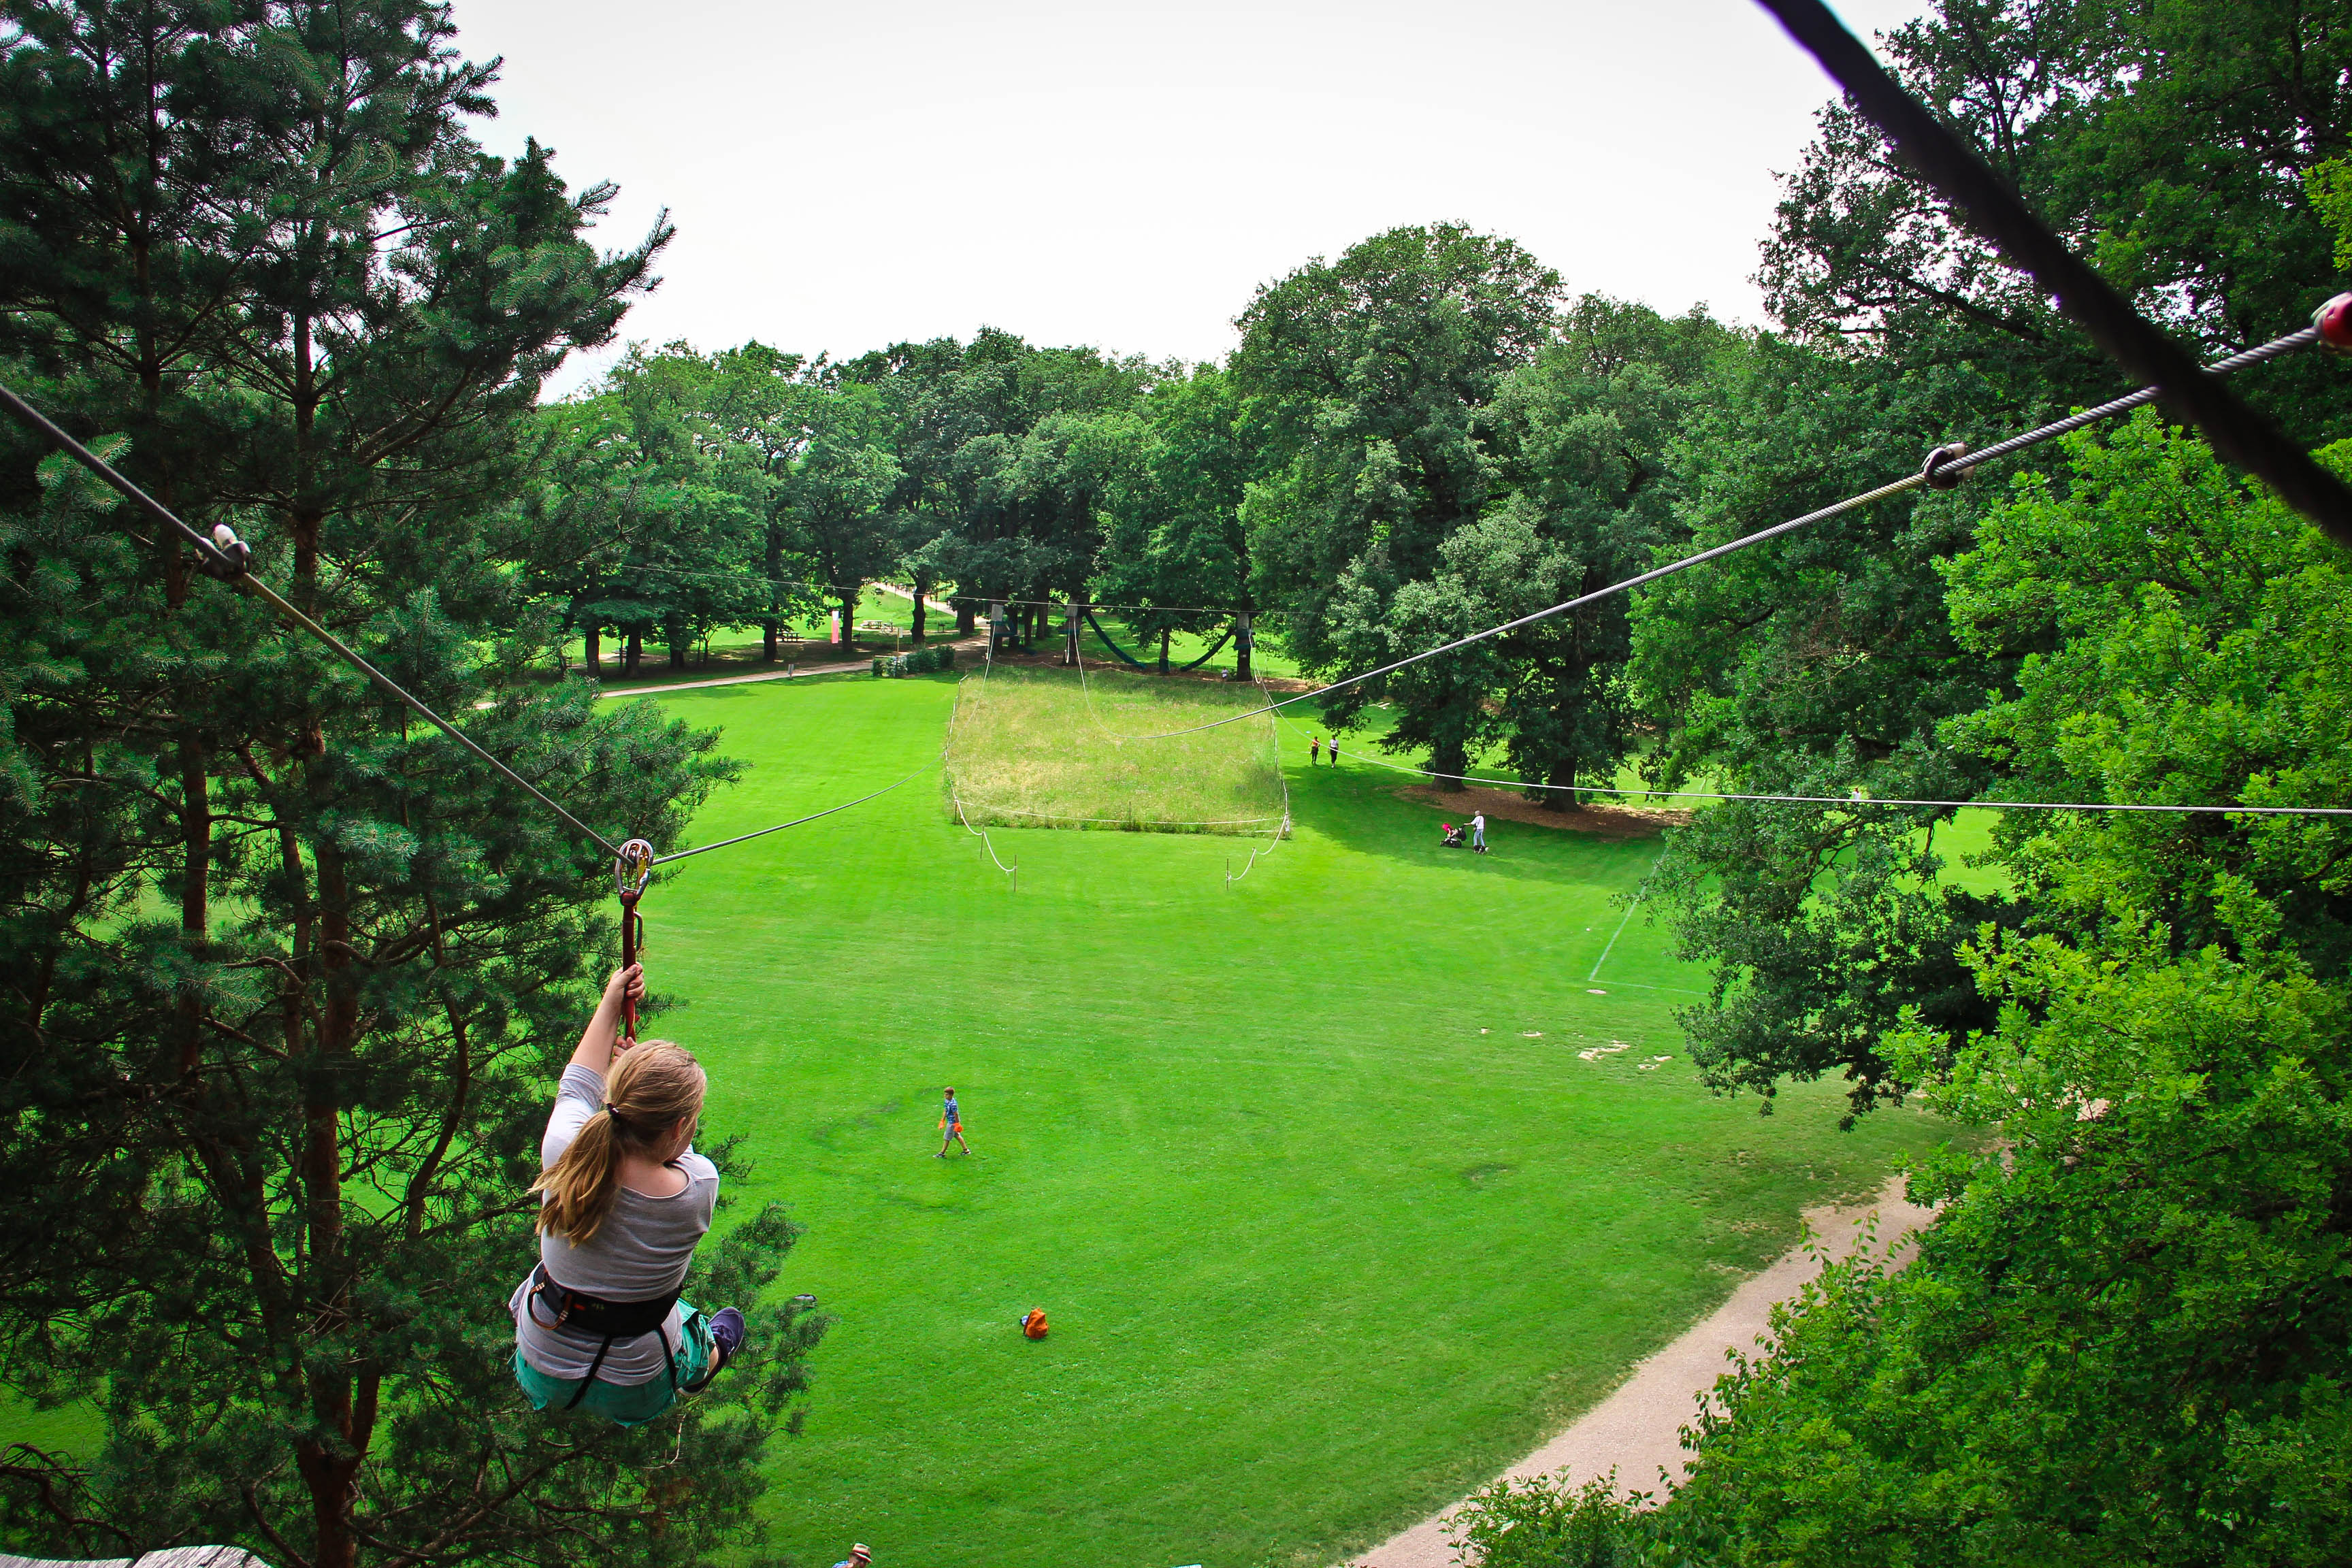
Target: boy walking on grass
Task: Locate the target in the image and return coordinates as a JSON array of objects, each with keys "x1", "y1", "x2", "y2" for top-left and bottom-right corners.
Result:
[
  {"x1": 1472, "y1": 811, "x2": 1488, "y2": 853},
  {"x1": 936, "y1": 1087, "x2": 970, "y2": 1156}
]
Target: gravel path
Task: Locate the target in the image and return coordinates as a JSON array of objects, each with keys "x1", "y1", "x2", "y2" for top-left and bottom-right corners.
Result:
[{"x1": 1345, "y1": 1177, "x2": 1936, "y2": 1568}]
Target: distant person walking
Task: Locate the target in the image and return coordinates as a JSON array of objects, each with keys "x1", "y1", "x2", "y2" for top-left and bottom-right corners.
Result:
[
  {"x1": 1472, "y1": 811, "x2": 1488, "y2": 853},
  {"x1": 1328, "y1": 737, "x2": 1340, "y2": 766},
  {"x1": 936, "y1": 1087, "x2": 970, "y2": 1157},
  {"x1": 1309, "y1": 736, "x2": 1321, "y2": 764}
]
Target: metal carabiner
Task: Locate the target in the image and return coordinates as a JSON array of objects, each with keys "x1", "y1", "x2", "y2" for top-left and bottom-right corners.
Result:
[{"x1": 614, "y1": 838, "x2": 654, "y2": 1040}]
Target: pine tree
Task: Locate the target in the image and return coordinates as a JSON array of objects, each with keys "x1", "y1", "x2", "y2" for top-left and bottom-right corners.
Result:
[{"x1": 0, "y1": 6, "x2": 826, "y2": 1564}]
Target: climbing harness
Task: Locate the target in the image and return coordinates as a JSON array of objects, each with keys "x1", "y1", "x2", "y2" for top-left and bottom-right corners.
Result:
[
  {"x1": 614, "y1": 839, "x2": 653, "y2": 1039},
  {"x1": 523, "y1": 1262, "x2": 732, "y2": 1407}
]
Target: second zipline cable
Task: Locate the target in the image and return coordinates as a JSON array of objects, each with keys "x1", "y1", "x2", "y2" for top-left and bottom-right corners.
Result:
[{"x1": 1089, "y1": 318, "x2": 2335, "y2": 744}]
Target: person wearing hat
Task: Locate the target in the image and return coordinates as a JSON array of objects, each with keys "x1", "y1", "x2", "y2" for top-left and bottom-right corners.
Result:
[{"x1": 833, "y1": 1546, "x2": 872, "y2": 1568}]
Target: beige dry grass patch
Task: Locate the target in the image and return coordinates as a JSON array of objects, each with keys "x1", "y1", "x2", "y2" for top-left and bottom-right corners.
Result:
[{"x1": 944, "y1": 666, "x2": 1286, "y2": 834}]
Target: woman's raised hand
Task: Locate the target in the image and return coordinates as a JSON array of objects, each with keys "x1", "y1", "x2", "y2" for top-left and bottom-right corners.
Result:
[{"x1": 603, "y1": 963, "x2": 646, "y2": 1013}]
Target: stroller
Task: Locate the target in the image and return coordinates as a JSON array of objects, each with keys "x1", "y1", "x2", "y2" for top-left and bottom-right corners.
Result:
[{"x1": 1439, "y1": 822, "x2": 1467, "y2": 848}]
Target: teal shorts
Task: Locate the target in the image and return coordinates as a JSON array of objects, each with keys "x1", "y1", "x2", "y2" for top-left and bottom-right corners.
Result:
[{"x1": 514, "y1": 1298, "x2": 715, "y2": 1426}]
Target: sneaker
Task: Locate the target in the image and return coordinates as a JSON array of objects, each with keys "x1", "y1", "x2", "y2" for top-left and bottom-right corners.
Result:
[{"x1": 709, "y1": 1306, "x2": 747, "y2": 1358}]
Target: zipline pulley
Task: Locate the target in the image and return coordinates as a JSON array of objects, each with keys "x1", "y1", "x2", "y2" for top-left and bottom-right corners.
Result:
[
  {"x1": 615, "y1": 838, "x2": 654, "y2": 1041},
  {"x1": 198, "y1": 523, "x2": 251, "y2": 582},
  {"x1": 1921, "y1": 442, "x2": 1970, "y2": 490}
]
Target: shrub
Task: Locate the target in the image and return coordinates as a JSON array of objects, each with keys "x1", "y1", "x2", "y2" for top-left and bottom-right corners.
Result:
[{"x1": 1450, "y1": 1474, "x2": 1650, "y2": 1567}]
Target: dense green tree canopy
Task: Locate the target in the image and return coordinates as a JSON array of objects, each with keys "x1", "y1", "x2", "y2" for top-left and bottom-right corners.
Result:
[
  {"x1": 1237, "y1": 223, "x2": 1563, "y2": 778},
  {"x1": 0, "y1": 7, "x2": 826, "y2": 1565}
]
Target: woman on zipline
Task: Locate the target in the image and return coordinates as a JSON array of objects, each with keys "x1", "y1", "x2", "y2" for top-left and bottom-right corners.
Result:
[{"x1": 509, "y1": 963, "x2": 747, "y2": 1423}]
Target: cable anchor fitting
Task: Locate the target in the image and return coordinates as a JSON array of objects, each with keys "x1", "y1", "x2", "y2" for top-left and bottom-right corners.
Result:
[
  {"x1": 2313, "y1": 292, "x2": 2352, "y2": 353},
  {"x1": 1921, "y1": 442, "x2": 1970, "y2": 490}
]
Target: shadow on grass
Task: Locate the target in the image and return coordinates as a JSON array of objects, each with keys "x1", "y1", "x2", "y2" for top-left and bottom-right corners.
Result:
[{"x1": 1290, "y1": 763, "x2": 1663, "y2": 889}]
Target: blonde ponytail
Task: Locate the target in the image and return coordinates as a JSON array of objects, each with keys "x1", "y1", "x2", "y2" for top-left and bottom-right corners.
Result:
[{"x1": 532, "y1": 1041, "x2": 706, "y2": 1243}]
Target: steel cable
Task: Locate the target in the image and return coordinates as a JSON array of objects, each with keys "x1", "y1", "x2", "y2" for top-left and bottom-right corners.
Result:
[
  {"x1": 1277, "y1": 713, "x2": 2352, "y2": 817},
  {"x1": 0, "y1": 383, "x2": 625, "y2": 857},
  {"x1": 1754, "y1": 0, "x2": 2352, "y2": 545},
  {"x1": 1090, "y1": 321, "x2": 2330, "y2": 743}
]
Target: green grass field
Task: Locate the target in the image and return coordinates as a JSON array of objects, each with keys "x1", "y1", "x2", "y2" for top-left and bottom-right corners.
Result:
[
  {"x1": 0, "y1": 668, "x2": 1970, "y2": 1566},
  {"x1": 945, "y1": 664, "x2": 1286, "y2": 834},
  {"x1": 622, "y1": 672, "x2": 1950, "y2": 1567}
]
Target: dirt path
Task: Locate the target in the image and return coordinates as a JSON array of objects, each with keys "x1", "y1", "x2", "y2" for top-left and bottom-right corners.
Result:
[
  {"x1": 870, "y1": 581, "x2": 958, "y2": 615},
  {"x1": 589, "y1": 636, "x2": 988, "y2": 699},
  {"x1": 1344, "y1": 1177, "x2": 1936, "y2": 1568}
]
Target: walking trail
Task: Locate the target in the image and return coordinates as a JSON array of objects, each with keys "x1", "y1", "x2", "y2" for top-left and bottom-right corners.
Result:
[
  {"x1": 1345, "y1": 1176, "x2": 1936, "y2": 1568},
  {"x1": 589, "y1": 634, "x2": 988, "y2": 699}
]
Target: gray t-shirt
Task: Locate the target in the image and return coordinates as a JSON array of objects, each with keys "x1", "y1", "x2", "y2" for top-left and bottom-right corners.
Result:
[{"x1": 508, "y1": 1063, "x2": 720, "y2": 1384}]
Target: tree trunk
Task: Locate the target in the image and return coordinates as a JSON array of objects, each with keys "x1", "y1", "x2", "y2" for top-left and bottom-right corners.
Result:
[
  {"x1": 763, "y1": 521, "x2": 785, "y2": 661},
  {"x1": 177, "y1": 732, "x2": 209, "y2": 1075},
  {"x1": 841, "y1": 587, "x2": 860, "y2": 655},
  {"x1": 1235, "y1": 613, "x2": 1252, "y2": 681},
  {"x1": 911, "y1": 578, "x2": 928, "y2": 642},
  {"x1": 299, "y1": 587, "x2": 370, "y2": 1568},
  {"x1": 1431, "y1": 738, "x2": 1468, "y2": 791},
  {"x1": 957, "y1": 597, "x2": 977, "y2": 636},
  {"x1": 1541, "y1": 760, "x2": 1574, "y2": 811},
  {"x1": 1160, "y1": 626, "x2": 1171, "y2": 675},
  {"x1": 584, "y1": 621, "x2": 601, "y2": 674},
  {"x1": 624, "y1": 625, "x2": 642, "y2": 676},
  {"x1": 667, "y1": 617, "x2": 686, "y2": 670}
]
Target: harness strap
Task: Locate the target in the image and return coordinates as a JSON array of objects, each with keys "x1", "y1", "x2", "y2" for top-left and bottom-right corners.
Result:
[
  {"x1": 566, "y1": 1333, "x2": 617, "y2": 1411},
  {"x1": 527, "y1": 1262, "x2": 683, "y2": 1409}
]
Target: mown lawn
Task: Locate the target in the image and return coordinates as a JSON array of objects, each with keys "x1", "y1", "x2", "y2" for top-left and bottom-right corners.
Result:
[{"x1": 623, "y1": 670, "x2": 1948, "y2": 1568}]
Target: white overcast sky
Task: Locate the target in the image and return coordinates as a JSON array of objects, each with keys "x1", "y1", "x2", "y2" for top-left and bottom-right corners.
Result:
[{"x1": 450, "y1": 0, "x2": 1929, "y2": 395}]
